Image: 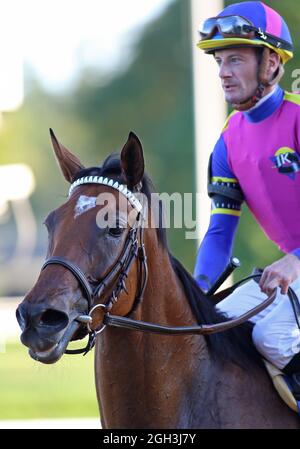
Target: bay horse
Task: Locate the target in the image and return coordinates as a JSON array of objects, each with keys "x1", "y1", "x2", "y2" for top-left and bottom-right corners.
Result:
[{"x1": 16, "y1": 130, "x2": 300, "y2": 428}]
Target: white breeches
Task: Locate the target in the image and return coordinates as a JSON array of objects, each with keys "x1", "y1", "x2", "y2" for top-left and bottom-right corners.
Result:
[{"x1": 216, "y1": 276, "x2": 300, "y2": 370}]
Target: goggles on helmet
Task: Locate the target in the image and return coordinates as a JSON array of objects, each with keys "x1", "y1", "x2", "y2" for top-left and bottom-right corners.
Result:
[{"x1": 198, "y1": 15, "x2": 293, "y2": 52}]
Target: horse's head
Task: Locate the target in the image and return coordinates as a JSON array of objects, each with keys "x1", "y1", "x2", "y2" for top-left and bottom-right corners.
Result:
[{"x1": 16, "y1": 129, "x2": 148, "y2": 363}]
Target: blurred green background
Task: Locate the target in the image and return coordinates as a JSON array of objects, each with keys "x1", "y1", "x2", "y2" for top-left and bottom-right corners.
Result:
[
  {"x1": 1, "y1": 342, "x2": 98, "y2": 419},
  {"x1": 1, "y1": 0, "x2": 299, "y2": 421}
]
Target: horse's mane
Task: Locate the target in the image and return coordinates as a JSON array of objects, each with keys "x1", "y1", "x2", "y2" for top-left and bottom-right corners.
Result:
[
  {"x1": 73, "y1": 154, "x2": 262, "y2": 370},
  {"x1": 169, "y1": 255, "x2": 262, "y2": 369}
]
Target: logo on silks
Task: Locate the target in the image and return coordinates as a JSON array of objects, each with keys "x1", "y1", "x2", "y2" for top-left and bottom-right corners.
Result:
[{"x1": 270, "y1": 147, "x2": 300, "y2": 180}]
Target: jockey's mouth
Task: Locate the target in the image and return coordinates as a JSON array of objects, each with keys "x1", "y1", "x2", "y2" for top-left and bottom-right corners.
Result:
[{"x1": 223, "y1": 84, "x2": 238, "y2": 90}]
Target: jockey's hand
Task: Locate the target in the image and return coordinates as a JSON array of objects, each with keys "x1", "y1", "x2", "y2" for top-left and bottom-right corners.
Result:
[{"x1": 259, "y1": 253, "x2": 300, "y2": 296}]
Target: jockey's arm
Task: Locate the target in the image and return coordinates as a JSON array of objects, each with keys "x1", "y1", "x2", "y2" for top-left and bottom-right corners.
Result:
[
  {"x1": 194, "y1": 135, "x2": 244, "y2": 292},
  {"x1": 194, "y1": 213, "x2": 240, "y2": 291}
]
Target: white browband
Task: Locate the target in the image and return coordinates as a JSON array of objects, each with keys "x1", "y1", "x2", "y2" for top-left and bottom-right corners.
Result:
[{"x1": 69, "y1": 176, "x2": 143, "y2": 213}]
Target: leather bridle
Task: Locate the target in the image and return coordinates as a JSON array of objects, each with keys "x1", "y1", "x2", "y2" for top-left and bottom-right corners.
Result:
[{"x1": 41, "y1": 212, "x2": 148, "y2": 355}]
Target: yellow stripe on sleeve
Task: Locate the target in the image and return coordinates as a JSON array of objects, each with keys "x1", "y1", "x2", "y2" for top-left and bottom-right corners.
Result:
[
  {"x1": 211, "y1": 177, "x2": 238, "y2": 183},
  {"x1": 211, "y1": 208, "x2": 241, "y2": 217}
]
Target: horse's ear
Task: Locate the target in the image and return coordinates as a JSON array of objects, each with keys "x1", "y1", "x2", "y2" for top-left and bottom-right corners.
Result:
[
  {"x1": 120, "y1": 131, "x2": 144, "y2": 191},
  {"x1": 49, "y1": 128, "x2": 85, "y2": 183}
]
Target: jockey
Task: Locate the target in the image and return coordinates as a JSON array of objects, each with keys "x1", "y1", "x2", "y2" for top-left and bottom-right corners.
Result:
[{"x1": 194, "y1": 1, "x2": 300, "y2": 377}]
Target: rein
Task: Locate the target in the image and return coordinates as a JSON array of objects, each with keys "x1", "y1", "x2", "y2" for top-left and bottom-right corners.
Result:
[
  {"x1": 103, "y1": 274, "x2": 278, "y2": 335},
  {"x1": 42, "y1": 239, "x2": 281, "y2": 354}
]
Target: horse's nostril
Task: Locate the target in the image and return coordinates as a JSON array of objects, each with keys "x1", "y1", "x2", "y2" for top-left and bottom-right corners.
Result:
[{"x1": 39, "y1": 309, "x2": 69, "y2": 330}]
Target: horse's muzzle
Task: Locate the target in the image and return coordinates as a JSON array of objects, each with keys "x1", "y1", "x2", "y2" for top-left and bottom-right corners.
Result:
[{"x1": 16, "y1": 301, "x2": 76, "y2": 362}]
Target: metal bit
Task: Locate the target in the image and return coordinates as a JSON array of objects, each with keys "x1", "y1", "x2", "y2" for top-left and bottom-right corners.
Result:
[{"x1": 76, "y1": 314, "x2": 93, "y2": 324}]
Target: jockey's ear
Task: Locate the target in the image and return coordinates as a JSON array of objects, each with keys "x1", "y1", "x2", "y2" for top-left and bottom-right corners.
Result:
[
  {"x1": 49, "y1": 128, "x2": 85, "y2": 183},
  {"x1": 120, "y1": 131, "x2": 145, "y2": 191}
]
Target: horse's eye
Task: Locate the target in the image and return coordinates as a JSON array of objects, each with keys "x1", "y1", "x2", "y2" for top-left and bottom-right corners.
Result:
[{"x1": 108, "y1": 225, "x2": 125, "y2": 237}]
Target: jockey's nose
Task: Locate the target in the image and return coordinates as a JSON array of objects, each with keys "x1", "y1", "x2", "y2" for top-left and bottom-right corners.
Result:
[
  {"x1": 16, "y1": 301, "x2": 69, "y2": 333},
  {"x1": 219, "y1": 61, "x2": 233, "y2": 79}
]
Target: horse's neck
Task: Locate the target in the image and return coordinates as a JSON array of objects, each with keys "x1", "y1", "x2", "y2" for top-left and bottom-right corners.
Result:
[{"x1": 140, "y1": 248, "x2": 195, "y2": 325}]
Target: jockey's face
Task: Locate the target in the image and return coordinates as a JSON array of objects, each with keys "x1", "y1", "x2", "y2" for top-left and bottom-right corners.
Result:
[{"x1": 214, "y1": 47, "x2": 259, "y2": 105}]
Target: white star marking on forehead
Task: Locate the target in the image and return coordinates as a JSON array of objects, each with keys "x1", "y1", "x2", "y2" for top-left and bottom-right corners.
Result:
[{"x1": 74, "y1": 195, "x2": 97, "y2": 218}]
